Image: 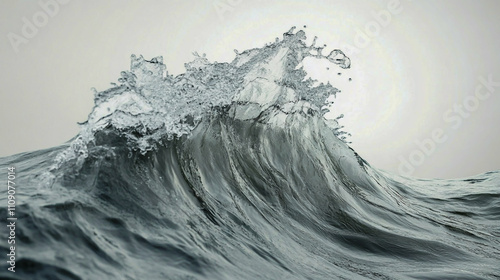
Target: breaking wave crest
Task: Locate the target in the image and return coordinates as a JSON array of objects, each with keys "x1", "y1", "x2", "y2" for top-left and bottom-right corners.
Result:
[{"x1": 1, "y1": 27, "x2": 499, "y2": 280}]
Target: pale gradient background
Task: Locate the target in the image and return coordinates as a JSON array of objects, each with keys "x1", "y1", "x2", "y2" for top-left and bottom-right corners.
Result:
[{"x1": 1, "y1": 0, "x2": 499, "y2": 179}]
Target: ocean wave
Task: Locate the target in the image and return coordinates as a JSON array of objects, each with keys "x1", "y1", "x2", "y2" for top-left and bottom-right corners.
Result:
[{"x1": 0, "y1": 27, "x2": 499, "y2": 280}]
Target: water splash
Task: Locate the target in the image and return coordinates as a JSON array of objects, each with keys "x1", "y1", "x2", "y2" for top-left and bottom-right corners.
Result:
[
  {"x1": 5, "y1": 27, "x2": 500, "y2": 280},
  {"x1": 50, "y1": 27, "x2": 351, "y2": 172}
]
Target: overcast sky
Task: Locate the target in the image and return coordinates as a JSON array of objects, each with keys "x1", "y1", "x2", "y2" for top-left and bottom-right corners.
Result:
[{"x1": 1, "y1": 0, "x2": 499, "y2": 179}]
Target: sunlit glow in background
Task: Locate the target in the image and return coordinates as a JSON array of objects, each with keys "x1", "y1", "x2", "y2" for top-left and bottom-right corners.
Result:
[{"x1": 1, "y1": 0, "x2": 499, "y2": 178}]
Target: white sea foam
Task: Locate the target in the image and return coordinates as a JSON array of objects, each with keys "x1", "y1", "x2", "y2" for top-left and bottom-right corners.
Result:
[{"x1": 51, "y1": 27, "x2": 352, "y2": 171}]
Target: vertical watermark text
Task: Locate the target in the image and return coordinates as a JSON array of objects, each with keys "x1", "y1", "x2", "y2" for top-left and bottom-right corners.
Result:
[{"x1": 6, "y1": 167, "x2": 17, "y2": 273}]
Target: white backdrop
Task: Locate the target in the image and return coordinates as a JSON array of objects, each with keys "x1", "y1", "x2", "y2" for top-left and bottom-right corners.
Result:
[{"x1": 1, "y1": 0, "x2": 499, "y2": 178}]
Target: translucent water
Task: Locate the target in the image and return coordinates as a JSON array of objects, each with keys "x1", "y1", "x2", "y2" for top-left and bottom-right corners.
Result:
[{"x1": 1, "y1": 27, "x2": 499, "y2": 280}]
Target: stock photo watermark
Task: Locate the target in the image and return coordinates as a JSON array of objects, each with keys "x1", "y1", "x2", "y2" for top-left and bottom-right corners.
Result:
[
  {"x1": 398, "y1": 75, "x2": 499, "y2": 177},
  {"x1": 323, "y1": 0, "x2": 412, "y2": 55},
  {"x1": 7, "y1": 0, "x2": 71, "y2": 53},
  {"x1": 213, "y1": 0, "x2": 413, "y2": 57},
  {"x1": 6, "y1": 167, "x2": 17, "y2": 273},
  {"x1": 213, "y1": 0, "x2": 268, "y2": 21},
  {"x1": 350, "y1": 0, "x2": 405, "y2": 52}
]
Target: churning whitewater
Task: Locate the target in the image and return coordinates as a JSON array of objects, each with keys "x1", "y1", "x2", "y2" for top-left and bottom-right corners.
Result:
[{"x1": 1, "y1": 27, "x2": 499, "y2": 280}]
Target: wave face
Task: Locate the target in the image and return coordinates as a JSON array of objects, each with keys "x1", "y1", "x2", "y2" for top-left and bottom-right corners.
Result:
[{"x1": 1, "y1": 28, "x2": 500, "y2": 280}]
